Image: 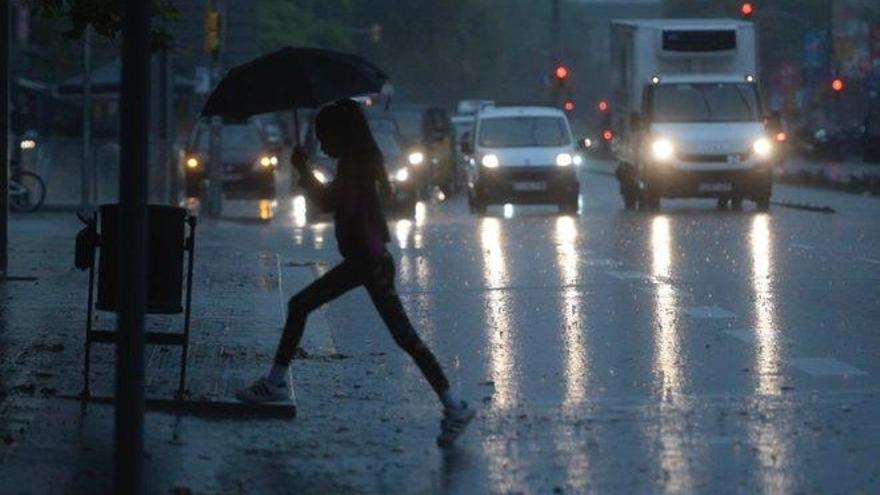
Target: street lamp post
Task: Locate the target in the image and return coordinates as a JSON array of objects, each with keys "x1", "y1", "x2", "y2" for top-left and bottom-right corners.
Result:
[{"x1": 116, "y1": 0, "x2": 151, "y2": 493}]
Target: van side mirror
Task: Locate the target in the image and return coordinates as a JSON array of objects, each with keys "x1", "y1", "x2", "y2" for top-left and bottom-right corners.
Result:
[
  {"x1": 460, "y1": 131, "x2": 473, "y2": 154},
  {"x1": 630, "y1": 112, "x2": 644, "y2": 131}
]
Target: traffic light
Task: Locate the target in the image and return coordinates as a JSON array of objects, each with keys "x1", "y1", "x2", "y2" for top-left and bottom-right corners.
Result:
[
  {"x1": 598, "y1": 100, "x2": 609, "y2": 112},
  {"x1": 204, "y1": 6, "x2": 220, "y2": 55},
  {"x1": 740, "y1": 2, "x2": 755, "y2": 18},
  {"x1": 555, "y1": 64, "x2": 569, "y2": 81},
  {"x1": 831, "y1": 78, "x2": 845, "y2": 93},
  {"x1": 563, "y1": 99, "x2": 576, "y2": 112}
]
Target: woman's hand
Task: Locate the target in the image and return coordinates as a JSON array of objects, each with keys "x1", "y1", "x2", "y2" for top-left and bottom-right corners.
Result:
[{"x1": 291, "y1": 146, "x2": 309, "y2": 175}]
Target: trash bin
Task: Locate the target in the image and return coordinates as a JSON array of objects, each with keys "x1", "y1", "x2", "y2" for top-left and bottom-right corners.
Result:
[{"x1": 96, "y1": 204, "x2": 186, "y2": 314}]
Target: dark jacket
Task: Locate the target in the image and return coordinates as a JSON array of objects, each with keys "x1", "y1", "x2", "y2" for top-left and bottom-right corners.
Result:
[{"x1": 300, "y1": 154, "x2": 391, "y2": 260}]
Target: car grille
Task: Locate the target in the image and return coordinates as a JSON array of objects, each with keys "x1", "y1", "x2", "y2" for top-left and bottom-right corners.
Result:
[
  {"x1": 679, "y1": 151, "x2": 752, "y2": 163},
  {"x1": 493, "y1": 166, "x2": 561, "y2": 180}
]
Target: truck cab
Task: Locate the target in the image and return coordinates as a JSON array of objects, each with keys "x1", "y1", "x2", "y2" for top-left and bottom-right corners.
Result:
[{"x1": 611, "y1": 20, "x2": 774, "y2": 211}]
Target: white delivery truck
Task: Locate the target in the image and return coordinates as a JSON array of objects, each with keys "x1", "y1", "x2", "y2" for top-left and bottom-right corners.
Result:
[{"x1": 610, "y1": 19, "x2": 775, "y2": 211}]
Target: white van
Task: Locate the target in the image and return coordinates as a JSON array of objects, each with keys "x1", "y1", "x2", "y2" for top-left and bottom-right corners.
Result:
[
  {"x1": 463, "y1": 106, "x2": 581, "y2": 214},
  {"x1": 611, "y1": 19, "x2": 774, "y2": 211}
]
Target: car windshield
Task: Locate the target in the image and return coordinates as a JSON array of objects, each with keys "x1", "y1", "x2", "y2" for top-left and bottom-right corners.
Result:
[
  {"x1": 197, "y1": 124, "x2": 263, "y2": 150},
  {"x1": 392, "y1": 110, "x2": 423, "y2": 138},
  {"x1": 478, "y1": 117, "x2": 571, "y2": 148},
  {"x1": 374, "y1": 131, "x2": 403, "y2": 159},
  {"x1": 651, "y1": 83, "x2": 760, "y2": 123}
]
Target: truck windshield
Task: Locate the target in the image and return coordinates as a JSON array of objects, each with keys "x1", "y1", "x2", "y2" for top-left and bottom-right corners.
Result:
[
  {"x1": 478, "y1": 117, "x2": 570, "y2": 148},
  {"x1": 651, "y1": 83, "x2": 760, "y2": 123}
]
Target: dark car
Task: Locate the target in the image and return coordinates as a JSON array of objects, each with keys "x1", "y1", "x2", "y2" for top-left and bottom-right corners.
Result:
[
  {"x1": 184, "y1": 120, "x2": 279, "y2": 199},
  {"x1": 372, "y1": 104, "x2": 457, "y2": 194},
  {"x1": 300, "y1": 120, "x2": 418, "y2": 217}
]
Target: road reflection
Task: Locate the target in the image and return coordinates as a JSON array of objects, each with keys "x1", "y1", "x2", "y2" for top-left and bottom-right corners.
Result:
[
  {"x1": 555, "y1": 216, "x2": 588, "y2": 409},
  {"x1": 479, "y1": 217, "x2": 525, "y2": 492},
  {"x1": 479, "y1": 217, "x2": 517, "y2": 409},
  {"x1": 258, "y1": 199, "x2": 275, "y2": 221},
  {"x1": 291, "y1": 195, "x2": 308, "y2": 228},
  {"x1": 748, "y1": 213, "x2": 793, "y2": 493},
  {"x1": 649, "y1": 216, "x2": 694, "y2": 494},
  {"x1": 651, "y1": 216, "x2": 682, "y2": 398},
  {"x1": 554, "y1": 215, "x2": 592, "y2": 491},
  {"x1": 750, "y1": 214, "x2": 780, "y2": 396}
]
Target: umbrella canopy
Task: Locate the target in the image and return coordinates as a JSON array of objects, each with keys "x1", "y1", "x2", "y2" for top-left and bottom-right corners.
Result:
[{"x1": 201, "y1": 47, "x2": 390, "y2": 120}]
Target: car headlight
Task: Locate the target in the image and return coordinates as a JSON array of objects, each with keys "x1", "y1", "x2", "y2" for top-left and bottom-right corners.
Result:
[
  {"x1": 394, "y1": 168, "x2": 409, "y2": 182},
  {"x1": 753, "y1": 137, "x2": 773, "y2": 159},
  {"x1": 408, "y1": 152, "x2": 424, "y2": 166},
  {"x1": 259, "y1": 155, "x2": 278, "y2": 168},
  {"x1": 481, "y1": 154, "x2": 499, "y2": 168},
  {"x1": 186, "y1": 157, "x2": 199, "y2": 169},
  {"x1": 313, "y1": 169, "x2": 329, "y2": 184},
  {"x1": 556, "y1": 153, "x2": 573, "y2": 167},
  {"x1": 573, "y1": 154, "x2": 583, "y2": 166},
  {"x1": 651, "y1": 138, "x2": 675, "y2": 162}
]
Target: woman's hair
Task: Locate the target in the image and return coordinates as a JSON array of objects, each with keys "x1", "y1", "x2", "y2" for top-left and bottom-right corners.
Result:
[{"x1": 315, "y1": 99, "x2": 390, "y2": 197}]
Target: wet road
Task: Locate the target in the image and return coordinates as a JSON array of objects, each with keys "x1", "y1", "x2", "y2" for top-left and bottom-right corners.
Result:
[{"x1": 274, "y1": 161, "x2": 880, "y2": 493}]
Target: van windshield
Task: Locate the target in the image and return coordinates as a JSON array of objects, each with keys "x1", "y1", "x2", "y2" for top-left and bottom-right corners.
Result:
[
  {"x1": 478, "y1": 117, "x2": 571, "y2": 148},
  {"x1": 651, "y1": 83, "x2": 760, "y2": 123}
]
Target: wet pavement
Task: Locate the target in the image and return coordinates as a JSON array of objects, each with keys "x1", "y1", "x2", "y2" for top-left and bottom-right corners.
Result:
[{"x1": 1, "y1": 162, "x2": 879, "y2": 494}]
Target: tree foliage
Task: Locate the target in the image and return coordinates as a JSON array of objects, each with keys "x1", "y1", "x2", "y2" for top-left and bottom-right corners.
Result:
[{"x1": 28, "y1": 0, "x2": 179, "y2": 50}]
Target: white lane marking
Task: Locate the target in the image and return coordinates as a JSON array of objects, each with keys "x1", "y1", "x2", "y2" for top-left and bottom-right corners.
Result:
[
  {"x1": 684, "y1": 306, "x2": 738, "y2": 319},
  {"x1": 608, "y1": 270, "x2": 651, "y2": 281},
  {"x1": 790, "y1": 358, "x2": 867, "y2": 377}
]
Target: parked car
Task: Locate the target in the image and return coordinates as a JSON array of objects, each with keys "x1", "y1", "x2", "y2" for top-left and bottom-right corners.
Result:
[{"x1": 183, "y1": 119, "x2": 278, "y2": 199}]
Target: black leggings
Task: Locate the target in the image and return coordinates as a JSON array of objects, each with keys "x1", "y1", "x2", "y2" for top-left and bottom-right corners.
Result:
[{"x1": 274, "y1": 251, "x2": 450, "y2": 395}]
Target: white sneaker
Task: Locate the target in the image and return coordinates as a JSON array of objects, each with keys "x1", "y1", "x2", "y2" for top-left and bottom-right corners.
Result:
[
  {"x1": 437, "y1": 401, "x2": 476, "y2": 448},
  {"x1": 235, "y1": 377, "x2": 291, "y2": 404}
]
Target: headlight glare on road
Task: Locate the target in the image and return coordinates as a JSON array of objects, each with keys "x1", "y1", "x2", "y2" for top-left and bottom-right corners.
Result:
[
  {"x1": 408, "y1": 152, "x2": 425, "y2": 166},
  {"x1": 395, "y1": 168, "x2": 409, "y2": 182},
  {"x1": 556, "y1": 153, "x2": 573, "y2": 167},
  {"x1": 651, "y1": 138, "x2": 676, "y2": 162},
  {"x1": 186, "y1": 157, "x2": 199, "y2": 169},
  {"x1": 313, "y1": 169, "x2": 329, "y2": 184},
  {"x1": 753, "y1": 137, "x2": 773, "y2": 159},
  {"x1": 481, "y1": 154, "x2": 499, "y2": 168}
]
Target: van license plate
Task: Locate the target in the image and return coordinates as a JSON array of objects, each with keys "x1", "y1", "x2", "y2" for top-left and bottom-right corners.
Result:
[
  {"x1": 513, "y1": 181, "x2": 546, "y2": 192},
  {"x1": 699, "y1": 183, "x2": 733, "y2": 192}
]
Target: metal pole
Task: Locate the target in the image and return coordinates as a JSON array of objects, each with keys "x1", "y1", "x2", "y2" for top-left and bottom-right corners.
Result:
[
  {"x1": 826, "y1": 0, "x2": 834, "y2": 122},
  {"x1": 206, "y1": 0, "x2": 224, "y2": 217},
  {"x1": 116, "y1": 0, "x2": 150, "y2": 493},
  {"x1": 82, "y1": 26, "x2": 92, "y2": 209},
  {"x1": 0, "y1": 0, "x2": 9, "y2": 275}
]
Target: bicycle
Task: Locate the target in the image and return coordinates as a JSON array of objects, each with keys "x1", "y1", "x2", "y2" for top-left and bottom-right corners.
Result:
[{"x1": 9, "y1": 169, "x2": 46, "y2": 213}]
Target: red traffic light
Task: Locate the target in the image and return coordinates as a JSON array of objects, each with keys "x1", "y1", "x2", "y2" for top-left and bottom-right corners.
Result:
[
  {"x1": 555, "y1": 65, "x2": 569, "y2": 80},
  {"x1": 602, "y1": 129, "x2": 614, "y2": 141},
  {"x1": 563, "y1": 100, "x2": 576, "y2": 112},
  {"x1": 598, "y1": 100, "x2": 609, "y2": 112},
  {"x1": 741, "y1": 2, "x2": 754, "y2": 17},
  {"x1": 831, "y1": 78, "x2": 845, "y2": 92}
]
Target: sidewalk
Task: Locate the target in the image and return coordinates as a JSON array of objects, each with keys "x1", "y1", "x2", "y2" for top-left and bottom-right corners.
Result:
[{"x1": 0, "y1": 206, "x2": 368, "y2": 493}]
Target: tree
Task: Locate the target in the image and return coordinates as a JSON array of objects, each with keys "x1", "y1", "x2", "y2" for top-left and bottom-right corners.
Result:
[{"x1": 29, "y1": 0, "x2": 178, "y2": 50}]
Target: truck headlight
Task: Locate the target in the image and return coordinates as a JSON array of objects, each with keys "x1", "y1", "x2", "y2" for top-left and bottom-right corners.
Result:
[
  {"x1": 651, "y1": 138, "x2": 675, "y2": 162},
  {"x1": 753, "y1": 137, "x2": 773, "y2": 159},
  {"x1": 481, "y1": 154, "x2": 499, "y2": 168},
  {"x1": 313, "y1": 169, "x2": 329, "y2": 184},
  {"x1": 556, "y1": 153, "x2": 573, "y2": 167},
  {"x1": 186, "y1": 157, "x2": 199, "y2": 169},
  {"x1": 394, "y1": 168, "x2": 409, "y2": 182},
  {"x1": 408, "y1": 152, "x2": 424, "y2": 166}
]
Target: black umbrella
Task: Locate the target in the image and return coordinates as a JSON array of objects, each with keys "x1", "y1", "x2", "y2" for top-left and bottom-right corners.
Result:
[{"x1": 201, "y1": 47, "x2": 390, "y2": 142}]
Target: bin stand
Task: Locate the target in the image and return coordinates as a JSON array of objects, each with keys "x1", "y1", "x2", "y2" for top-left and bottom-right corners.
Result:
[{"x1": 81, "y1": 214, "x2": 197, "y2": 401}]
